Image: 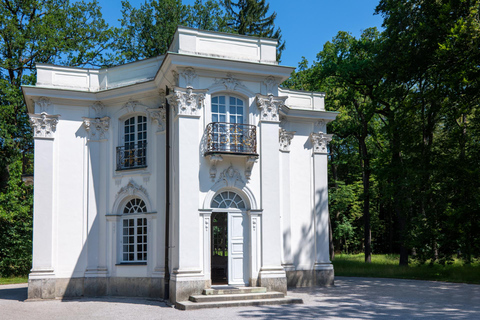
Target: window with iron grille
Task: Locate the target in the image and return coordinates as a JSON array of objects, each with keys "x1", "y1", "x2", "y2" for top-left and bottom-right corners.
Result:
[
  {"x1": 122, "y1": 198, "x2": 147, "y2": 262},
  {"x1": 117, "y1": 115, "x2": 147, "y2": 170}
]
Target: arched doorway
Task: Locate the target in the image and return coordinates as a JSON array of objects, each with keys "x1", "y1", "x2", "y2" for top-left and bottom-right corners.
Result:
[{"x1": 210, "y1": 190, "x2": 248, "y2": 286}]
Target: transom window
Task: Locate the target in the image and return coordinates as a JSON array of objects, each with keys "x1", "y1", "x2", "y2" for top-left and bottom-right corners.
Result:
[
  {"x1": 212, "y1": 96, "x2": 244, "y2": 124},
  {"x1": 211, "y1": 191, "x2": 246, "y2": 209},
  {"x1": 122, "y1": 198, "x2": 147, "y2": 262}
]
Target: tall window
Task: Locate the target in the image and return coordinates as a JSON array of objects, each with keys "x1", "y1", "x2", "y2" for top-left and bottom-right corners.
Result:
[
  {"x1": 211, "y1": 96, "x2": 247, "y2": 153},
  {"x1": 212, "y1": 96, "x2": 244, "y2": 124},
  {"x1": 117, "y1": 115, "x2": 147, "y2": 170},
  {"x1": 122, "y1": 198, "x2": 147, "y2": 262}
]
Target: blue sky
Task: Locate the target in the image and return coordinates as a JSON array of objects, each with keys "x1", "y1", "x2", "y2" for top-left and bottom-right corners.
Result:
[{"x1": 100, "y1": 0, "x2": 384, "y2": 68}]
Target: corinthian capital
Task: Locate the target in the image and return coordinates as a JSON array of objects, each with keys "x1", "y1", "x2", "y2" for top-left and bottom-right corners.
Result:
[
  {"x1": 167, "y1": 87, "x2": 207, "y2": 117},
  {"x1": 83, "y1": 117, "x2": 110, "y2": 141},
  {"x1": 279, "y1": 128, "x2": 296, "y2": 152},
  {"x1": 256, "y1": 94, "x2": 287, "y2": 122},
  {"x1": 310, "y1": 132, "x2": 333, "y2": 154},
  {"x1": 29, "y1": 112, "x2": 60, "y2": 139}
]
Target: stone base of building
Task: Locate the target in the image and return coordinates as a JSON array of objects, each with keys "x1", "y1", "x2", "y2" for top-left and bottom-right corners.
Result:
[
  {"x1": 286, "y1": 268, "x2": 334, "y2": 288},
  {"x1": 169, "y1": 279, "x2": 208, "y2": 304},
  {"x1": 28, "y1": 277, "x2": 165, "y2": 300},
  {"x1": 258, "y1": 268, "x2": 288, "y2": 294}
]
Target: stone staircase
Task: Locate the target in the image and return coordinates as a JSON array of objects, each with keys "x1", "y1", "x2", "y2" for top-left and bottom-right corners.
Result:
[{"x1": 175, "y1": 286, "x2": 303, "y2": 310}]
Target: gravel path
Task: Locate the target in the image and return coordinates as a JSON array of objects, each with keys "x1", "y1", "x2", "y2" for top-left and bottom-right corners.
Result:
[{"x1": 1, "y1": 277, "x2": 479, "y2": 319}]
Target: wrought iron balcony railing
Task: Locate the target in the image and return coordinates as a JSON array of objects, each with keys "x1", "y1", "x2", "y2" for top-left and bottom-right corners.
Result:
[
  {"x1": 116, "y1": 143, "x2": 147, "y2": 170},
  {"x1": 205, "y1": 122, "x2": 257, "y2": 156}
]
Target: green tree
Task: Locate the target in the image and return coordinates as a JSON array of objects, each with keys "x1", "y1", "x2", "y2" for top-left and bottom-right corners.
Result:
[
  {"x1": 222, "y1": 0, "x2": 285, "y2": 60},
  {"x1": 112, "y1": 0, "x2": 188, "y2": 63},
  {"x1": 0, "y1": 0, "x2": 112, "y2": 276}
]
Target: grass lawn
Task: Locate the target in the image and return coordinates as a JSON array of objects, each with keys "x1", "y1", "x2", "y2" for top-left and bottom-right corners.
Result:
[
  {"x1": 333, "y1": 254, "x2": 480, "y2": 285},
  {"x1": 0, "y1": 277, "x2": 28, "y2": 285}
]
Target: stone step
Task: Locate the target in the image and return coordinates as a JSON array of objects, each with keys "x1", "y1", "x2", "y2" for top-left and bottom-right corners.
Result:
[
  {"x1": 176, "y1": 297, "x2": 304, "y2": 310},
  {"x1": 202, "y1": 286, "x2": 267, "y2": 295},
  {"x1": 190, "y1": 291, "x2": 284, "y2": 303}
]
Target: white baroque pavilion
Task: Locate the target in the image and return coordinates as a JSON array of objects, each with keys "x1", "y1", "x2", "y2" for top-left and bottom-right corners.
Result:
[{"x1": 23, "y1": 26, "x2": 338, "y2": 306}]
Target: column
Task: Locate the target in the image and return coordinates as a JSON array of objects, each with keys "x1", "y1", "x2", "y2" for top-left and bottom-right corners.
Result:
[
  {"x1": 28, "y1": 111, "x2": 60, "y2": 299},
  {"x1": 310, "y1": 131, "x2": 334, "y2": 285},
  {"x1": 256, "y1": 94, "x2": 287, "y2": 293}
]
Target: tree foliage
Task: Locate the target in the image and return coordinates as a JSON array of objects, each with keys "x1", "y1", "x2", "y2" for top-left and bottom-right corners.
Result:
[
  {"x1": 223, "y1": 0, "x2": 285, "y2": 59},
  {"x1": 286, "y1": 0, "x2": 480, "y2": 265},
  {"x1": 111, "y1": 0, "x2": 284, "y2": 63},
  {"x1": 0, "y1": 0, "x2": 112, "y2": 277}
]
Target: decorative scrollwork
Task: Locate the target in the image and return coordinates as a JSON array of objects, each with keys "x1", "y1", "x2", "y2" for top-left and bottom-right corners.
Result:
[
  {"x1": 116, "y1": 143, "x2": 147, "y2": 170},
  {"x1": 29, "y1": 112, "x2": 59, "y2": 138},
  {"x1": 256, "y1": 94, "x2": 287, "y2": 122},
  {"x1": 279, "y1": 128, "x2": 296, "y2": 152},
  {"x1": 310, "y1": 132, "x2": 333, "y2": 154},
  {"x1": 204, "y1": 122, "x2": 257, "y2": 156},
  {"x1": 83, "y1": 116, "x2": 110, "y2": 140},
  {"x1": 167, "y1": 87, "x2": 207, "y2": 117}
]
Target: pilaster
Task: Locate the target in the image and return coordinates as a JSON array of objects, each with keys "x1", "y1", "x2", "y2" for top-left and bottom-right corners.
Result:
[
  {"x1": 82, "y1": 113, "x2": 110, "y2": 286},
  {"x1": 28, "y1": 111, "x2": 60, "y2": 299},
  {"x1": 310, "y1": 132, "x2": 334, "y2": 271},
  {"x1": 255, "y1": 94, "x2": 288, "y2": 293},
  {"x1": 167, "y1": 86, "x2": 208, "y2": 303},
  {"x1": 279, "y1": 128, "x2": 295, "y2": 269}
]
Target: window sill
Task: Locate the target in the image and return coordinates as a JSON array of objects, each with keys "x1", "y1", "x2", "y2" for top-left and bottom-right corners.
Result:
[{"x1": 116, "y1": 262, "x2": 147, "y2": 266}]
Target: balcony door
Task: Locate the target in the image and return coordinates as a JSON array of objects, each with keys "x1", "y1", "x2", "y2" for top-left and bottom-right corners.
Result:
[{"x1": 211, "y1": 95, "x2": 245, "y2": 153}]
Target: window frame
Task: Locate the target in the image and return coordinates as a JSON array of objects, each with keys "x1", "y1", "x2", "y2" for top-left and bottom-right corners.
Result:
[
  {"x1": 211, "y1": 94, "x2": 246, "y2": 125},
  {"x1": 119, "y1": 198, "x2": 148, "y2": 264}
]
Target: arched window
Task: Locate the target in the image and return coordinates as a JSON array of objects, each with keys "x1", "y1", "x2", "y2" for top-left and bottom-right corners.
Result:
[
  {"x1": 117, "y1": 115, "x2": 147, "y2": 170},
  {"x1": 122, "y1": 198, "x2": 147, "y2": 262},
  {"x1": 211, "y1": 191, "x2": 246, "y2": 209}
]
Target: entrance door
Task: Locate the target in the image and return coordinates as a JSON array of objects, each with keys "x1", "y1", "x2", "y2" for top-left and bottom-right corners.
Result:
[
  {"x1": 211, "y1": 212, "x2": 228, "y2": 284},
  {"x1": 228, "y1": 212, "x2": 247, "y2": 285},
  {"x1": 210, "y1": 191, "x2": 248, "y2": 286}
]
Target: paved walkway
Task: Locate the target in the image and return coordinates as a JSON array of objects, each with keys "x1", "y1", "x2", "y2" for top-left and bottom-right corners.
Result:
[{"x1": 1, "y1": 277, "x2": 479, "y2": 319}]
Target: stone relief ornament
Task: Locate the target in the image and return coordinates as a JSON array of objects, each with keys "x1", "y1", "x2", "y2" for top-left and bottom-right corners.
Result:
[
  {"x1": 29, "y1": 112, "x2": 59, "y2": 138},
  {"x1": 82, "y1": 117, "x2": 110, "y2": 140},
  {"x1": 125, "y1": 100, "x2": 137, "y2": 113},
  {"x1": 214, "y1": 73, "x2": 242, "y2": 91},
  {"x1": 245, "y1": 156, "x2": 258, "y2": 180},
  {"x1": 217, "y1": 164, "x2": 245, "y2": 187},
  {"x1": 208, "y1": 154, "x2": 223, "y2": 179},
  {"x1": 158, "y1": 89, "x2": 166, "y2": 108},
  {"x1": 35, "y1": 97, "x2": 52, "y2": 113},
  {"x1": 180, "y1": 67, "x2": 197, "y2": 87},
  {"x1": 256, "y1": 94, "x2": 287, "y2": 122},
  {"x1": 279, "y1": 128, "x2": 296, "y2": 152},
  {"x1": 171, "y1": 70, "x2": 179, "y2": 86},
  {"x1": 310, "y1": 132, "x2": 333, "y2": 154},
  {"x1": 147, "y1": 107, "x2": 166, "y2": 133},
  {"x1": 91, "y1": 101, "x2": 105, "y2": 117},
  {"x1": 167, "y1": 87, "x2": 207, "y2": 116},
  {"x1": 263, "y1": 76, "x2": 278, "y2": 95},
  {"x1": 117, "y1": 179, "x2": 149, "y2": 199}
]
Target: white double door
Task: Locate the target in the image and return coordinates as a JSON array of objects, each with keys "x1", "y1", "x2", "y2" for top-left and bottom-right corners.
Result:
[{"x1": 226, "y1": 211, "x2": 248, "y2": 285}]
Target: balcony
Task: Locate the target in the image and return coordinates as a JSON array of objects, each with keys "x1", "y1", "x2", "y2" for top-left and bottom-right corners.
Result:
[
  {"x1": 204, "y1": 122, "x2": 258, "y2": 156},
  {"x1": 116, "y1": 143, "x2": 147, "y2": 170}
]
